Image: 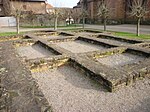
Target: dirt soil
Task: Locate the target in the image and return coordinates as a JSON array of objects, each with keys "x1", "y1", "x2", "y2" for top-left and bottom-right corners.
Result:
[{"x1": 0, "y1": 41, "x2": 51, "y2": 112}]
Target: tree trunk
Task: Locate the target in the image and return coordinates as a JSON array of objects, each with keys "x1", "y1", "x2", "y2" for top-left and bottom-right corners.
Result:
[
  {"x1": 32, "y1": 19, "x2": 34, "y2": 26},
  {"x1": 82, "y1": 17, "x2": 85, "y2": 30},
  {"x1": 16, "y1": 16, "x2": 20, "y2": 34},
  {"x1": 137, "y1": 18, "x2": 140, "y2": 36},
  {"x1": 54, "y1": 17, "x2": 58, "y2": 30},
  {"x1": 74, "y1": 20, "x2": 76, "y2": 27},
  {"x1": 104, "y1": 18, "x2": 106, "y2": 31}
]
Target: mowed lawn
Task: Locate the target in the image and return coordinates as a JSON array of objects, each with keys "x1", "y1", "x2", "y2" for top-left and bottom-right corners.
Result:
[
  {"x1": 0, "y1": 32, "x2": 25, "y2": 36},
  {"x1": 64, "y1": 28, "x2": 150, "y2": 40},
  {"x1": 112, "y1": 31, "x2": 150, "y2": 40}
]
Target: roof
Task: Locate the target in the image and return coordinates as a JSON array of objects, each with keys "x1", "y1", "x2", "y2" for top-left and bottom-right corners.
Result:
[
  {"x1": 10, "y1": 0, "x2": 46, "y2": 2},
  {"x1": 23, "y1": 0, "x2": 46, "y2": 2},
  {"x1": 46, "y1": 3, "x2": 53, "y2": 9}
]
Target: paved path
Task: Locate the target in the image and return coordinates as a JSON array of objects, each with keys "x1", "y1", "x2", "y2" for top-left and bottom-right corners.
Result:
[
  {"x1": 85, "y1": 24, "x2": 150, "y2": 35},
  {"x1": 0, "y1": 27, "x2": 54, "y2": 33},
  {"x1": 0, "y1": 27, "x2": 80, "y2": 33}
]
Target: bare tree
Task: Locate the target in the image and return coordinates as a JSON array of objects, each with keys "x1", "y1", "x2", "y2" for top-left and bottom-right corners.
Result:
[
  {"x1": 26, "y1": 11, "x2": 37, "y2": 26},
  {"x1": 59, "y1": 8, "x2": 72, "y2": 25},
  {"x1": 72, "y1": 8, "x2": 81, "y2": 24},
  {"x1": 3, "y1": 0, "x2": 11, "y2": 16},
  {"x1": 129, "y1": 0, "x2": 149, "y2": 36},
  {"x1": 97, "y1": 0, "x2": 110, "y2": 31},
  {"x1": 44, "y1": 13, "x2": 54, "y2": 26},
  {"x1": 81, "y1": 0, "x2": 88, "y2": 29},
  {"x1": 81, "y1": 9, "x2": 88, "y2": 29},
  {"x1": 54, "y1": 9, "x2": 58, "y2": 30},
  {"x1": 47, "y1": 8, "x2": 62, "y2": 30},
  {"x1": 11, "y1": 0, "x2": 24, "y2": 34}
]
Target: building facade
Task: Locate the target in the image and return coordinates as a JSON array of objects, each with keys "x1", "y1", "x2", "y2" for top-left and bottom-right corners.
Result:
[
  {"x1": 0, "y1": 0, "x2": 10, "y2": 16},
  {"x1": 73, "y1": 1, "x2": 82, "y2": 23},
  {"x1": 0, "y1": 0, "x2": 47, "y2": 17},
  {"x1": 74, "y1": 0, "x2": 150, "y2": 24}
]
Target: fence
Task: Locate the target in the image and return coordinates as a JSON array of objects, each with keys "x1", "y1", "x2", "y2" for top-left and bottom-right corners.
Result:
[{"x1": 0, "y1": 17, "x2": 16, "y2": 27}]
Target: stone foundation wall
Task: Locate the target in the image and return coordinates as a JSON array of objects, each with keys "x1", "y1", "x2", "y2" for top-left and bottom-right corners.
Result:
[
  {"x1": 2, "y1": 29, "x2": 149, "y2": 92},
  {"x1": 27, "y1": 55, "x2": 69, "y2": 72}
]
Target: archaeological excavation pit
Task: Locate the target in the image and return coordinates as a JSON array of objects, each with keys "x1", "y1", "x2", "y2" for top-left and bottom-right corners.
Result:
[
  {"x1": 54, "y1": 37, "x2": 116, "y2": 53},
  {"x1": 97, "y1": 34, "x2": 142, "y2": 46},
  {"x1": 93, "y1": 48, "x2": 149, "y2": 69},
  {"x1": 14, "y1": 40, "x2": 61, "y2": 59},
  {"x1": 15, "y1": 31, "x2": 150, "y2": 92},
  {"x1": 29, "y1": 57, "x2": 107, "y2": 111}
]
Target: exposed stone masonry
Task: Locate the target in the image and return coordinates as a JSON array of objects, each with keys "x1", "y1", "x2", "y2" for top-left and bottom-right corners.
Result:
[
  {"x1": 1, "y1": 29, "x2": 150, "y2": 111},
  {"x1": 16, "y1": 29, "x2": 150, "y2": 92}
]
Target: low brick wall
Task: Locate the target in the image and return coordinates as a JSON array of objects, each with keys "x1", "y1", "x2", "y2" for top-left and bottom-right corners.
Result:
[
  {"x1": 27, "y1": 55, "x2": 69, "y2": 72},
  {"x1": 13, "y1": 39, "x2": 35, "y2": 47}
]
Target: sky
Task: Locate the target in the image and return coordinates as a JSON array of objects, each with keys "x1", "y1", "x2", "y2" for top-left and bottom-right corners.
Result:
[{"x1": 47, "y1": 0, "x2": 79, "y2": 8}]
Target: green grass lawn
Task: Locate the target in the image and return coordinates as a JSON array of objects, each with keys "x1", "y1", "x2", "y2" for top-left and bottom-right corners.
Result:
[
  {"x1": 62, "y1": 28, "x2": 150, "y2": 40},
  {"x1": 112, "y1": 31, "x2": 150, "y2": 39},
  {"x1": 0, "y1": 32, "x2": 25, "y2": 36}
]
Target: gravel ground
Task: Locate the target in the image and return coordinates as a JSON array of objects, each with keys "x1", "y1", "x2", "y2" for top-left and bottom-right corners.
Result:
[
  {"x1": 98, "y1": 38, "x2": 133, "y2": 46},
  {"x1": 73, "y1": 32, "x2": 98, "y2": 37},
  {"x1": 96, "y1": 53, "x2": 145, "y2": 67},
  {"x1": 32, "y1": 64, "x2": 150, "y2": 112},
  {"x1": 40, "y1": 35, "x2": 67, "y2": 39},
  {"x1": 55, "y1": 40, "x2": 107, "y2": 53},
  {"x1": 16, "y1": 43, "x2": 56, "y2": 59}
]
